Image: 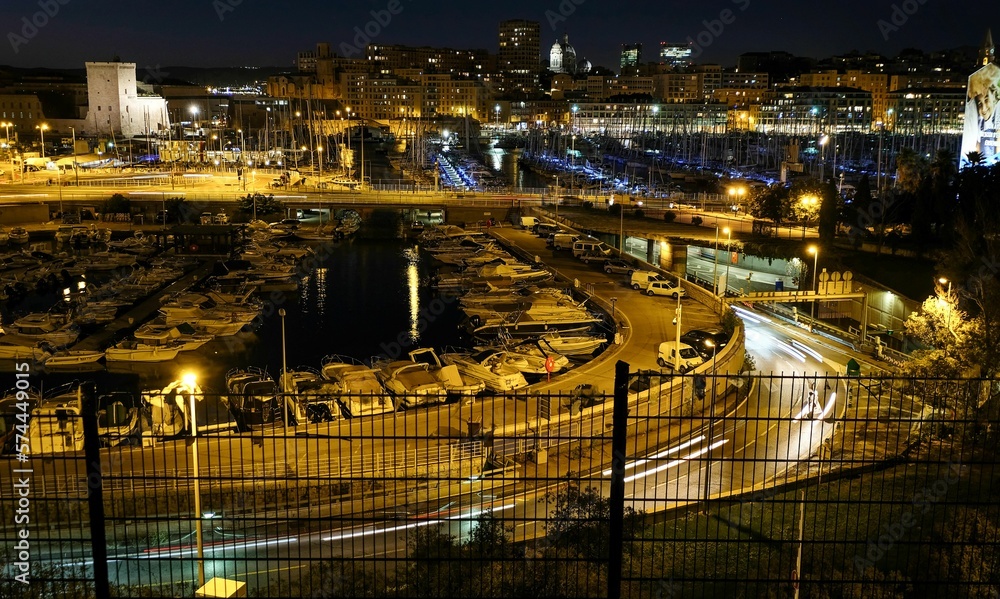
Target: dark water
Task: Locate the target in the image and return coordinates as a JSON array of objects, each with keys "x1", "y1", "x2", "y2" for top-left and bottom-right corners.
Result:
[{"x1": 1, "y1": 240, "x2": 467, "y2": 396}]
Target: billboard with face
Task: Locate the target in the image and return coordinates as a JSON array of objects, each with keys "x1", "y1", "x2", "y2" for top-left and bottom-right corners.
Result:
[{"x1": 961, "y1": 62, "x2": 1000, "y2": 167}]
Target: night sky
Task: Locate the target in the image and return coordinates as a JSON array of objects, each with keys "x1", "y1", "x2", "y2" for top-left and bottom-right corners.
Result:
[{"x1": 0, "y1": 0, "x2": 993, "y2": 71}]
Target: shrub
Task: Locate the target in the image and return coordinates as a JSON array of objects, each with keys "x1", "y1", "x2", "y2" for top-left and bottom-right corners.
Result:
[
  {"x1": 691, "y1": 216, "x2": 704, "y2": 226},
  {"x1": 608, "y1": 204, "x2": 623, "y2": 216},
  {"x1": 634, "y1": 208, "x2": 645, "y2": 218},
  {"x1": 582, "y1": 201, "x2": 593, "y2": 210},
  {"x1": 663, "y1": 210, "x2": 677, "y2": 222}
]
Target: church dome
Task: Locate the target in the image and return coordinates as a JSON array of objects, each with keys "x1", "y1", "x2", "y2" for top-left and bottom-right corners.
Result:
[
  {"x1": 577, "y1": 57, "x2": 592, "y2": 74},
  {"x1": 549, "y1": 34, "x2": 577, "y2": 74}
]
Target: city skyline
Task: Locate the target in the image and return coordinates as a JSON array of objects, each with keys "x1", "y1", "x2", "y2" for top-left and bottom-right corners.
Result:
[{"x1": 0, "y1": 0, "x2": 994, "y2": 71}]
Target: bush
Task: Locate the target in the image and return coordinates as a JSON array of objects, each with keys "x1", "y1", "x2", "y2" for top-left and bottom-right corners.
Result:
[
  {"x1": 691, "y1": 216, "x2": 704, "y2": 226},
  {"x1": 663, "y1": 210, "x2": 677, "y2": 222},
  {"x1": 608, "y1": 204, "x2": 623, "y2": 216},
  {"x1": 582, "y1": 201, "x2": 593, "y2": 210},
  {"x1": 634, "y1": 209, "x2": 645, "y2": 218}
]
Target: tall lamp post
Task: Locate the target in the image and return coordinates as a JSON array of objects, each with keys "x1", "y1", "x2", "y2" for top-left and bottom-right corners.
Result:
[
  {"x1": 278, "y1": 309, "x2": 294, "y2": 472},
  {"x1": 702, "y1": 339, "x2": 719, "y2": 508},
  {"x1": 2, "y1": 122, "x2": 14, "y2": 183},
  {"x1": 808, "y1": 246, "x2": 819, "y2": 328},
  {"x1": 722, "y1": 227, "x2": 732, "y2": 295},
  {"x1": 182, "y1": 372, "x2": 205, "y2": 589},
  {"x1": 36, "y1": 123, "x2": 49, "y2": 159},
  {"x1": 713, "y1": 224, "x2": 721, "y2": 295}
]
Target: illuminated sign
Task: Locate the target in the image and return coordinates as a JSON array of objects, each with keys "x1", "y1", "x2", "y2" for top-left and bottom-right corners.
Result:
[{"x1": 961, "y1": 62, "x2": 1000, "y2": 166}]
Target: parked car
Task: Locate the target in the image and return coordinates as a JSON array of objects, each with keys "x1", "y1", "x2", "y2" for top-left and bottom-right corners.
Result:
[
  {"x1": 656, "y1": 342, "x2": 704, "y2": 373},
  {"x1": 534, "y1": 223, "x2": 560, "y2": 237},
  {"x1": 680, "y1": 329, "x2": 730, "y2": 359},
  {"x1": 631, "y1": 271, "x2": 665, "y2": 290},
  {"x1": 644, "y1": 281, "x2": 686, "y2": 299},
  {"x1": 213, "y1": 213, "x2": 230, "y2": 224},
  {"x1": 199, "y1": 212, "x2": 214, "y2": 225},
  {"x1": 603, "y1": 259, "x2": 635, "y2": 276}
]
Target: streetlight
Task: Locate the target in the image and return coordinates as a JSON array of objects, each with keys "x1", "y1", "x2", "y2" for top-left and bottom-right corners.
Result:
[
  {"x1": 713, "y1": 224, "x2": 722, "y2": 296},
  {"x1": 182, "y1": 371, "x2": 205, "y2": 589},
  {"x1": 317, "y1": 146, "x2": 323, "y2": 184},
  {"x1": 278, "y1": 308, "x2": 294, "y2": 473},
  {"x1": 702, "y1": 338, "x2": 719, "y2": 509},
  {"x1": 2, "y1": 122, "x2": 14, "y2": 183},
  {"x1": 938, "y1": 277, "x2": 953, "y2": 332},
  {"x1": 36, "y1": 123, "x2": 49, "y2": 159},
  {"x1": 808, "y1": 246, "x2": 819, "y2": 327},
  {"x1": 723, "y1": 227, "x2": 732, "y2": 295},
  {"x1": 672, "y1": 294, "x2": 682, "y2": 375}
]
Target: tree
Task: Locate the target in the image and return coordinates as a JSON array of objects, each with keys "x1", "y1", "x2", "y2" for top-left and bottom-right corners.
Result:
[
  {"x1": 545, "y1": 485, "x2": 643, "y2": 562},
  {"x1": 103, "y1": 193, "x2": 130, "y2": 215},
  {"x1": 749, "y1": 184, "x2": 790, "y2": 224},
  {"x1": 236, "y1": 193, "x2": 284, "y2": 220},
  {"x1": 895, "y1": 148, "x2": 927, "y2": 195},
  {"x1": 817, "y1": 181, "x2": 839, "y2": 243}
]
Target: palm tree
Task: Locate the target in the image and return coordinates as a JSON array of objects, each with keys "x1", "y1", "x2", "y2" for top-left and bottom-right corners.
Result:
[{"x1": 965, "y1": 151, "x2": 986, "y2": 168}]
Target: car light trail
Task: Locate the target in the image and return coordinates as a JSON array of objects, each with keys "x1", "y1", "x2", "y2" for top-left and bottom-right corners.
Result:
[
  {"x1": 602, "y1": 435, "x2": 706, "y2": 476},
  {"x1": 624, "y1": 439, "x2": 729, "y2": 483},
  {"x1": 791, "y1": 340, "x2": 823, "y2": 361}
]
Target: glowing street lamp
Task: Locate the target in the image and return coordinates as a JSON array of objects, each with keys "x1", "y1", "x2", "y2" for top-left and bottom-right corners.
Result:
[
  {"x1": 723, "y1": 227, "x2": 733, "y2": 294},
  {"x1": 36, "y1": 123, "x2": 49, "y2": 158},
  {"x1": 181, "y1": 371, "x2": 206, "y2": 588},
  {"x1": 808, "y1": 246, "x2": 819, "y2": 327}
]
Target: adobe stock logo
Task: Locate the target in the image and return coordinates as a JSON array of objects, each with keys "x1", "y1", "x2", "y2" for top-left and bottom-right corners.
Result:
[
  {"x1": 339, "y1": 0, "x2": 409, "y2": 57},
  {"x1": 7, "y1": 0, "x2": 72, "y2": 55}
]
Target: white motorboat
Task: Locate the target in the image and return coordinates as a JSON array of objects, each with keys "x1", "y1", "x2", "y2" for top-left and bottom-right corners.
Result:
[
  {"x1": 475, "y1": 263, "x2": 553, "y2": 283},
  {"x1": 0, "y1": 337, "x2": 50, "y2": 362},
  {"x1": 373, "y1": 360, "x2": 448, "y2": 408},
  {"x1": 477, "y1": 341, "x2": 571, "y2": 376},
  {"x1": 105, "y1": 339, "x2": 182, "y2": 362},
  {"x1": 320, "y1": 355, "x2": 394, "y2": 417},
  {"x1": 286, "y1": 378, "x2": 345, "y2": 423},
  {"x1": 407, "y1": 348, "x2": 486, "y2": 398},
  {"x1": 225, "y1": 367, "x2": 279, "y2": 430},
  {"x1": 97, "y1": 391, "x2": 140, "y2": 446},
  {"x1": 54, "y1": 226, "x2": 85, "y2": 245},
  {"x1": 133, "y1": 322, "x2": 213, "y2": 352},
  {"x1": 537, "y1": 332, "x2": 607, "y2": 357},
  {"x1": 439, "y1": 349, "x2": 529, "y2": 393},
  {"x1": 466, "y1": 306, "x2": 602, "y2": 338},
  {"x1": 25, "y1": 383, "x2": 85, "y2": 455},
  {"x1": 7, "y1": 312, "x2": 79, "y2": 347},
  {"x1": 42, "y1": 349, "x2": 105, "y2": 369},
  {"x1": 8, "y1": 227, "x2": 29, "y2": 245},
  {"x1": 140, "y1": 380, "x2": 193, "y2": 438}
]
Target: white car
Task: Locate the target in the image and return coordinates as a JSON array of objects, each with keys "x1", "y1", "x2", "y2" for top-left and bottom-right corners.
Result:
[
  {"x1": 656, "y1": 342, "x2": 704, "y2": 373},
  {"x1": 644, "y1": 281, "x2": 686, "y2": 299}
]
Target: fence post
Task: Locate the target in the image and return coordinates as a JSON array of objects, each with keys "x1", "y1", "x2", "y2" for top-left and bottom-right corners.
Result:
[
  {"x1": 81, "y1": 382, "x2": 111, "y2": 598},
  {"x1": 608, "y1": 360, "x2": 630, "y2": 599}
]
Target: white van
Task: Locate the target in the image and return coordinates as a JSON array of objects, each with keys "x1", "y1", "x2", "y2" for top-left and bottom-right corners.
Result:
[
  {"x1": 631, "y1": 271, "x2": 665, "y2": 290},
  {"x1": 519, "y1": 216, "x2": 539, "y2": 228},
  {"x1": 549, "y1": 233, "x2": 578, "y2": 250},
  {"x1": 656, "y1": 342, "x2": 704, "y2": 373},
  {"x1": 572, "y1": 239, "x2": 612, "y2": 261}
]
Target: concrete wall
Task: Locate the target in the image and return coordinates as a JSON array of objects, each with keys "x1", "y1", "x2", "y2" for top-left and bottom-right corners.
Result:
[{"x1": 0, "y1": 203, "x2": 48, "y2": 224}]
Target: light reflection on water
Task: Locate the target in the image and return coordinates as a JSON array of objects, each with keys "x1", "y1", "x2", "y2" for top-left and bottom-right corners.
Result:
[{"x1": 0, "y1": 239, "x2": 466, "y2": 396}]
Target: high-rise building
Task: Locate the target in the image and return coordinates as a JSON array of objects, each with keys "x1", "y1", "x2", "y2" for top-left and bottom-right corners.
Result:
[
  {"x1": 498, "y1": 19, "x2": 540, "y2": 94},
  {"x1": 621, "y1": 43, "x2": 642, "y2": 72},
  {"x1": 659, "y1": 43, "x2": 693, "y2": 69}
]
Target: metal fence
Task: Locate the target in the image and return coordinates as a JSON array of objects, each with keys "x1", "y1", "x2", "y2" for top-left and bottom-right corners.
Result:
[{"x1": 1, "y1": 372, "x2": 997, "y2": 598}]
